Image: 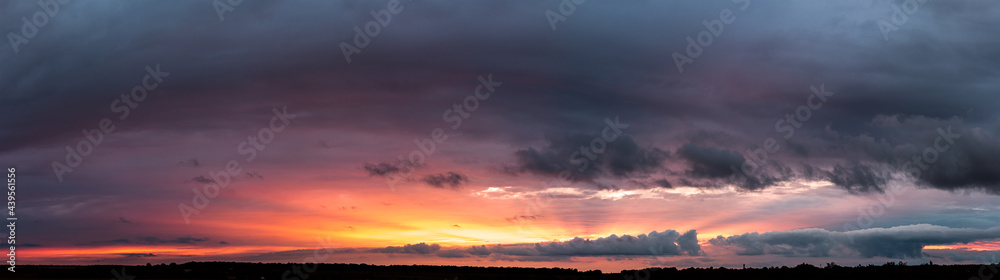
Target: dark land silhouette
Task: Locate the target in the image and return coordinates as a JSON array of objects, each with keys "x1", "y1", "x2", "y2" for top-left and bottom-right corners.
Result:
[{"x1": 5, "y1": 261, "x2": 999, "y2": 280}]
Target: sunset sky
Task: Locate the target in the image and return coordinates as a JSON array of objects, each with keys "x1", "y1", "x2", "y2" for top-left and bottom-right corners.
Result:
[{"x1": 2, "y1": 0, "x2": 1000, "y2": 272}]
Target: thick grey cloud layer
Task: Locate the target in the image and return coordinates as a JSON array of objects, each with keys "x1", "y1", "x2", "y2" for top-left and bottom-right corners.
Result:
[
  {"x1": 823, "y1": 161, "x2": 890, "y2": 194},
  {"x1": 676, "y1": 143, "x2": 744, "y2": 180},
  {"x1": 357, "y1": 225, "x2": 1000, "y2": 262},
  {"x1": 816, "y1": 116, "x2": 1000, "y2": 194},
  {"x1": 373, "y1": 230, "x2": 702, "y2": 259},
  {"x1": 3, "y1": 1, "x2": 1000, "y2": 196},
  {"x1": 710, "y1": 224, "x2": 1000, "y2": 258},
  {"x1": 507, "y1": 135, "x2": 668, "y2": 184}
]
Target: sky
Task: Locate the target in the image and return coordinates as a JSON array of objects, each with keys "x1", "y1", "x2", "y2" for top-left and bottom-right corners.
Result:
[{"x1": 2, "y1": 0, "x2": 1000, "y2": 273}]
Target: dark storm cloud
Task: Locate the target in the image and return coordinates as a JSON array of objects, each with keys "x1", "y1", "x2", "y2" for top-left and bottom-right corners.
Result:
[
  {"x1": 823, "y1": 161, "x2": 891, "y2": 194},
  {"x1": 421, "y1": 171, "x2": 469, "y2": 189},
  {"x1": 909, "y1": 125, "x2": 1000, "y2": 194},
  {"x1": 710, "y1": 224, "x2": 1000, "y2": 258},
  {"x1": 507, "y1": 134, "x2": 668, "y2": 183},
  {"x1": 653, "y1": 179, "x2": 673, "y2": 189},
  {"x1": 0, "y1": 0, "x2": 675, "y2": 155},
  {"x1": 2, "y1": 1, "x2": 999, "y2": 159},
  {"x1": 675, "y1": 143, "x2": 744, "y2": 179},
  {"x1": 674, "y1": 143, "x2": 788, "y2": 191},
  {"x1": 816, "y1": 116, "x2": 1000, "y2": 194}
]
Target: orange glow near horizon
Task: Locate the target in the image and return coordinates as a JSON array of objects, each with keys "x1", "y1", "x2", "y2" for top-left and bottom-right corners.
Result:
[
  {"x1": 19, "y1": 175, "x2": 998, "y2": 270},
  {"x1": 22, "y1": 245, "x2": 305, "y2": 259},
  {"x1": 924, "y1": 240, "x2": 1000, "y2": 251}
]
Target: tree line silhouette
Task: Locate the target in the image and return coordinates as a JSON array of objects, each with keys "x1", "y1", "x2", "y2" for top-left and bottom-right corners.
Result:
[{"x1": 5, "y1": 261, "x2": 996, "y2": 280}]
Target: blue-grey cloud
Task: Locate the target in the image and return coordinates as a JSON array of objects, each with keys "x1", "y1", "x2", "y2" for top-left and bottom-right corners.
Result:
[{"x1": 710, "y1": 224, "x2": 1000, "y2": 258}]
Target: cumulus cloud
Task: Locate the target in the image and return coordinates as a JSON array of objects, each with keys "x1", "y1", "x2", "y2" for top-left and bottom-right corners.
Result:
[
  {"x1": 710, "y1": 224, "x2": 1000, "y2": 258},
  {"x1": 403, "y1": 230, "x2": 702, "y2": 259},
  {"x1": 527, "y1": 230, "x2": 701, "y2": 256},
  {"x1": 368, "y1": 242, "x2": 442, "y2": 254}
]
